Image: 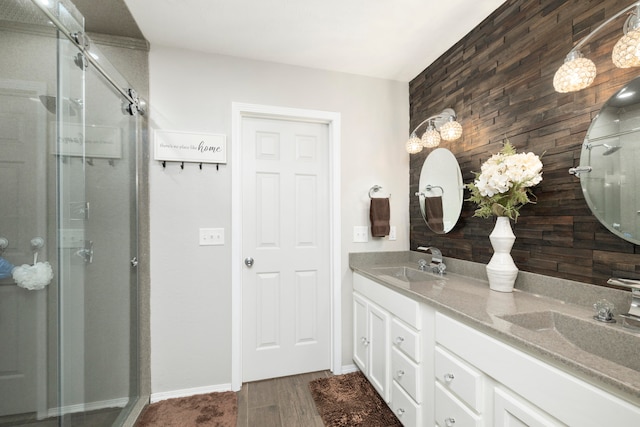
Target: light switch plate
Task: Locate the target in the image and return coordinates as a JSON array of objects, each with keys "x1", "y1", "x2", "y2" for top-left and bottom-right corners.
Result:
[
  {"x1": 199, "y1": 228, "x2": 224, "y2": 246},
  {"x1": 353, "y1": 226, "x2": 369, "y2": 243},
  {"x1": 388, "y1": 226, "x2": 397, "y2": 241}
]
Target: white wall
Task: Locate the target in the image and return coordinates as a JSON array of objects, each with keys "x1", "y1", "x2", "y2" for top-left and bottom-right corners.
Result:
[{"x1": 149, "y1": 45, "x2": 410, "y2": 395}]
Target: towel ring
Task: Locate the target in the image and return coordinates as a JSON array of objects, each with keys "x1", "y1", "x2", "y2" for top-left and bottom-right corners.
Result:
[
  {"x1": 369, "y1": 185, "x2": 390, "y2": 199},
  {"x1": 414, "y1": 184, "x2": 444, "y2": 198}
]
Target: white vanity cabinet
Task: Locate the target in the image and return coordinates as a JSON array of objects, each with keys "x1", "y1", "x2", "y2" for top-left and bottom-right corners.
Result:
[
  {"x1": 353, "y1": 273, "x2": 435, "y2": 426},
  {"x1": 435, "y1": 312, "x2": 640, "y2": 427}
]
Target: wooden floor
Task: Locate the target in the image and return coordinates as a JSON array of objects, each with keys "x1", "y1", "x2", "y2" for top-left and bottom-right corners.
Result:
[
  {"x1": 237, "y1": 370, "x2": 331, "y2": 427},
  {"x1": 2, "y1": 371, "x2": 331, "y2": 427}
]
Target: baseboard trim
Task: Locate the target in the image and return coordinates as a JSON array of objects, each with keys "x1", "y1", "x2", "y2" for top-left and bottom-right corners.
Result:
[
  {"x1": 150, "y1": 383, "x2": 233, "y2": 403},
  {"x1": 341, "y1": 364, "x2": 359, "y2": 374}
]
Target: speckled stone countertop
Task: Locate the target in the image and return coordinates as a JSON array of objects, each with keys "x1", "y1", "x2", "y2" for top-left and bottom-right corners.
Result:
[{"x1": 349, "y1": 251, "x2": 640, "y2": 407}]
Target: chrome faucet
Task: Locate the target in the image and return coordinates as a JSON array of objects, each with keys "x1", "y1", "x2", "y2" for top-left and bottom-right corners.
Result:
[
  {"x1": 593, "y1": 299, "x2": 616, "y2": 323},
  {"x1": 417, "y1": 246, "x2": 446, "y2": 275},
  {"x1": 607, "y1": 278, "x2": 640, "y2": 330}
]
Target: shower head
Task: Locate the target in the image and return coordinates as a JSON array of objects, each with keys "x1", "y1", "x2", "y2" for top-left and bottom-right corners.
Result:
[
  {"x1": 585, "y1": 142, "x2": 622, "y2": 156},
  {"x1": 602, "y1": 144, "x2": 622, "y2": 156}
]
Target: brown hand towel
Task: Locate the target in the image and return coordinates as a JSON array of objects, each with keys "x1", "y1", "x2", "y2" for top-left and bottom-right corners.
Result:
[
  {"x1": 370, "y1": 198, "x2": 390, "y2": 237},
  {"x1": 425, "y1": 196, "x2": 444, "y2": 233}
]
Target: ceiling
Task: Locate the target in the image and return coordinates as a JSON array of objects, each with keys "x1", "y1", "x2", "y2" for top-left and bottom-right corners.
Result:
[{"x1": 78, "y1": 0, "x2": 507, "y2": 82}]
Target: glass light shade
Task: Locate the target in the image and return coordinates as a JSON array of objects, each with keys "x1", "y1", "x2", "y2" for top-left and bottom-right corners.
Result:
[
  {"x1": 421, "y1": 126, "x2": 441, "y2": 147},
  {"x1": 406, "y1": 135, "x2": 423, "y2": 154},
  {"x1": 440, "y1": 120, "x2": 463, "y2": 141},
  {"x1": 612, "y1": 28, "x2": 640, "y2": 68},
  {"x1": 553, "y1": 56, "x2": 597, "y2": 93}
]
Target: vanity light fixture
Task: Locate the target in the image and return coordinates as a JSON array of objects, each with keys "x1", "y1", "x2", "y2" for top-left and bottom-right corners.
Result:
[
  {"x1": 553, "y1": 2, "x2": 640, "y2": 93},
  {"x1": 405, "y1": 108, "x2": 462, "y2": 154}
]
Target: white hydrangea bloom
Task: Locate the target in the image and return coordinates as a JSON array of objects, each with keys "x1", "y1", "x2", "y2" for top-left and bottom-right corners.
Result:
[{"x1": 474, "y1": 151, "x2": 542, "y2": 197}]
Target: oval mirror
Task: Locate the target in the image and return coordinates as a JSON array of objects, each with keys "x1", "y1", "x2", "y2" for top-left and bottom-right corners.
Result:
[
  {"x1": 416, "y1": 147, "x2": 463, "y2": 233},
  {"x1": 579, "y1": 76, "x2": 640, "y2": 245}
]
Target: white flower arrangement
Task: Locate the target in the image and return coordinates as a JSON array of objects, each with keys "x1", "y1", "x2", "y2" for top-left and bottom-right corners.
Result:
[{"x1": 467, "y1": 140, "x2": 543, "y2": 221}]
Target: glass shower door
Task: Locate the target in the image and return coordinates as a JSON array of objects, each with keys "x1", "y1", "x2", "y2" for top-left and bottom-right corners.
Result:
[
  {"x1": 56, "y1": 3, "x2": 139, "y2": 425},
  {"x1": 0, "y1": 2, "x2": 57, "y2": 419},
  {"x1": 56, "y1": 10, "x2": 89, "y2": 424},
  {"x1": 76, "y1": 48, "x2": 140, "y2": 426},
  {"x1": 1, "y1": 0, "x2": 140, "y2": 425}
]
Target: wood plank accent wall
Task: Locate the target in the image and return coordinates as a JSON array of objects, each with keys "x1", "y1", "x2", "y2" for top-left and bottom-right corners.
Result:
[{"x1": 409, "y1": 0, "x2": 640, "y2": 287}]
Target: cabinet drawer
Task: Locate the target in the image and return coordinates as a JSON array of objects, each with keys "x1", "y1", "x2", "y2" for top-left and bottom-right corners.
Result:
[
  {"x1": 435, "y1": 346, "x2": 484, "y2": 412},
  {"x1": 354, "y1": 273, "x2": 421, "y2": 328},
  {"x1": 391, "y1": 347, "x2": 421, "y2": 403},
  {"x1": 435, "y1": 382, "x2": 482, "y2": 427},
  {"x1": 391, "y1": 318, "x2": 421, "y2": 362},
  {"x1": 494, "y1": 386, "x2": 566, "y2": 427},
  {"x1": 391, "y1": 381, "x2": 421, "y2": 427}
]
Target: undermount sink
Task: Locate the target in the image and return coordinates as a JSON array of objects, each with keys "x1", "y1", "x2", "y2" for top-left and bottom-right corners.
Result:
[
  {"x1": 372, "y1": 266, "x2": 439, "y2": 282},
  {"x1": 499, "y1": 311, "x2": 640, "y2": 372}
]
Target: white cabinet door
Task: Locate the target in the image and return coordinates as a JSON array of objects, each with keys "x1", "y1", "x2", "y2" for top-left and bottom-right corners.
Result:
[
  {"x1": 353, "y1": 292, "x2": 369, "y2": 372},
  {"x1": 368, "y1": 302, "x2": 390, "y2": 402},
  {"x1": 353, "y1": 290, "x2": 390, "y2": 402},
  {"x1": 494, "y1": 387, "x2": 565, "y2": 427}
]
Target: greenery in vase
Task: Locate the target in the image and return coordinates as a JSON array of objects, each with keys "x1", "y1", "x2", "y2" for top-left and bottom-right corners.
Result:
[{"x1": 466, "y1": 140, "x2": 543, "y2": 221}]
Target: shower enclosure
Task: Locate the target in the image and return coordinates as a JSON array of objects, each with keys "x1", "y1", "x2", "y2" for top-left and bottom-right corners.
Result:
[{"x1": 0, "y1": 0, "x2": 144, "y2": 425}]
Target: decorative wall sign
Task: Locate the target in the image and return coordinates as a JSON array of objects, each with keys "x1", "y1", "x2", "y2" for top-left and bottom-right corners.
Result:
[
  {"x1": 54, "y1": 123, "x2": 122, "y2": 158},
  {"x1": 154, "y1": 130, "x2": 227, "y2": 164}
]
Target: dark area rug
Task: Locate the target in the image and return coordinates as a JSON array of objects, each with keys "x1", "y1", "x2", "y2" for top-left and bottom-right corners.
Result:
[
  {"x1": 135, "y1": 391, "x2": 237, "y2": 427},
  {"x1": 309, "y1": 371, "x2": 402, "y2": 427}
]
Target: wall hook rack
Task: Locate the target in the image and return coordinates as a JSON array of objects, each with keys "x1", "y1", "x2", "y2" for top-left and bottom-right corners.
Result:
[{"x1": 159, "y1": 160, "x2": 222, "y2": 171}]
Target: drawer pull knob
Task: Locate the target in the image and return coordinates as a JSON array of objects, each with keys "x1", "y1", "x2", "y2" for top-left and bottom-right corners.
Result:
[
  {"x1": 397, "y1": 408, "x2": 405, "y2": 416},
  {"x1": 444, "y1": 373, "x2": 455, "y2": 383},
  {"x1": 361, "y1": 337, "x2": 370, "y2": 346},
  {"x1": 445, "y1": 417, "x2": 456, "y2": 426},
  {"x1": 395, "y1": 336, "x2": 405, "y2": 345},
  {"x1": 397, "y1": 369, "x2": 405, "y2": 378}
]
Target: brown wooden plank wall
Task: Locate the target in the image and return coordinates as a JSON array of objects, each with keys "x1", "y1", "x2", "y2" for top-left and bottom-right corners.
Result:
[{"x1": 409, "y1": 0, "x2": 640, "y2": 286}]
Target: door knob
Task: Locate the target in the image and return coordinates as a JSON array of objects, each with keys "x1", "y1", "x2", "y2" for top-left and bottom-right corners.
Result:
[{"x1": 244, "y1": 257, "x2": 254, "y2": 267}]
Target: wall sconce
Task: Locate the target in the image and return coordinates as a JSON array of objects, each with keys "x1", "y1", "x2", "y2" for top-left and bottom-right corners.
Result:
[
  {"x1": 405, "y1": 108, "x2": 462, "y2": 154},
  {"x1": 553, "y1": 2, "x2": 640, "y2": 93}
]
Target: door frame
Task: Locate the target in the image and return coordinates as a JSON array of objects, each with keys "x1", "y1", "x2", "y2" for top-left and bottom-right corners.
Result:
[{"x1": 231, "y1": 102, "x2": 341, "y2": 391}]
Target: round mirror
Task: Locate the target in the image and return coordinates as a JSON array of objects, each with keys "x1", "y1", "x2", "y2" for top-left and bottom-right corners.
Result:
[
  {"x1": 416, "y1": 148, "x2": 463, "y2": 233},
  {"x1": 580, "y1": 76, "x2": 640, "y2": 245}
]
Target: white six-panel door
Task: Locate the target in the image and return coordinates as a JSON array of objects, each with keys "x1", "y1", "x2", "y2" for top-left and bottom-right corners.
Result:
[{"x1": 241, "y1": 116, "x2": 330, "y2": 382}]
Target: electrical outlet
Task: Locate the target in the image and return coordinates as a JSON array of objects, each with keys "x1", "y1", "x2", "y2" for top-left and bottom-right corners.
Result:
[
  {"x1": 353, "y1": 226, "x2": 369, "y2": 243},
  {"x1": 199, "y1": 228, "x2": 224, "y2": 246},
  {"x1": 388, "y1": 226, "x2": 397, "y2": 241}
]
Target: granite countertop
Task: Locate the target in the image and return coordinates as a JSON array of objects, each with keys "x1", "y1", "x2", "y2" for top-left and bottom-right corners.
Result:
[{"x1": 349, "y1": 251, "x2": 640, "y2": 407}]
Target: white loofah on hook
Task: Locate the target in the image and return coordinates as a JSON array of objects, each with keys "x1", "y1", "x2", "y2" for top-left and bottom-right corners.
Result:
[{"x1": 13, "y1": 261, "x2": 53, "y2": 290}]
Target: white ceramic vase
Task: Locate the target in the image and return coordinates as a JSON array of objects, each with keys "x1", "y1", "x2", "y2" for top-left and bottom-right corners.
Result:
[{"x1": 486, "y1": 216, "x2": 518, "y2": 292}]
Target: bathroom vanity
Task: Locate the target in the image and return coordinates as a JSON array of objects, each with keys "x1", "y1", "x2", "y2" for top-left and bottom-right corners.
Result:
[{"x1": 350, "y1": 252, "x2": 640, "y2": 427}]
